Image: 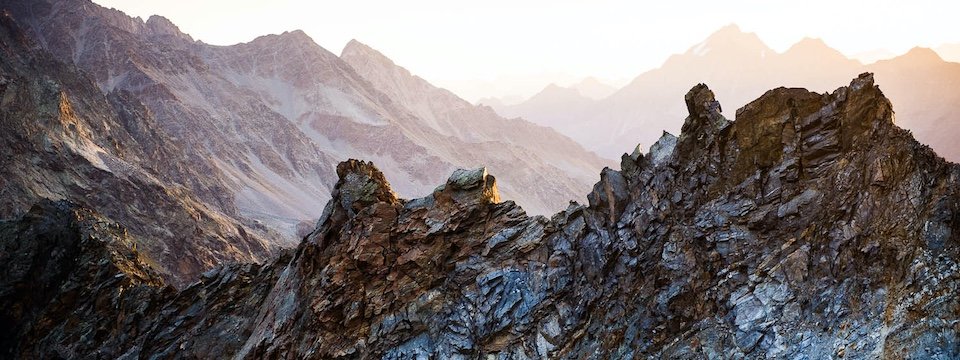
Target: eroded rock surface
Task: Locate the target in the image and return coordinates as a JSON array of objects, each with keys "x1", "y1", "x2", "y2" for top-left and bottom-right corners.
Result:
[{"x1": 4, "y1": 74, "x2": 960, "y2": 359}]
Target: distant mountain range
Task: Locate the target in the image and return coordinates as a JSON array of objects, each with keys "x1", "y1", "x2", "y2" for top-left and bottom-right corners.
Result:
[
  {"x1": 489, "y1": 25, "x2": 960, "y2": 162},
  {"x1": 476, "y1": 77, "x2": 618, "y2": 108},
  {"x1": 0, "y1": 0, "x2": 608, "y2": 282}
]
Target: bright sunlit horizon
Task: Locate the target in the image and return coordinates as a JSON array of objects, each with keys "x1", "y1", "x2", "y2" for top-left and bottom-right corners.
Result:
[{"x1": 92, "y1": 0, "x2": 960, "y2": 102}]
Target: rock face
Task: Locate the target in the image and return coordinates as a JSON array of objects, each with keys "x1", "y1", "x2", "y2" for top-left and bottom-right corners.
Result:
[
  {"x1": 4, "y1": 74, "x2": 959, "y2": 358},
  {"x1": 0, "y1": 10, "x2": 279, "y2": 286},
  {"x1": 0, "y1": 200, "x2": 166, "y2": 357}
]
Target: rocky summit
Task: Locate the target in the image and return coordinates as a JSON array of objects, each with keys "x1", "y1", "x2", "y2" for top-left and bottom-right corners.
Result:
[{"x1": 3, "y1": 73, "x2": 960, "y2": 359}]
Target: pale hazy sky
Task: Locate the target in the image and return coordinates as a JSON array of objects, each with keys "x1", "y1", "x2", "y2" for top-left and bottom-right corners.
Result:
[{"x1": 93, "y1": 0, "x2": 960, "y2": 101}]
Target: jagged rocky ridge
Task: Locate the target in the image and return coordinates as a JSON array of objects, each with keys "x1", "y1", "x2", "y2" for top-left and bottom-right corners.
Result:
[{"x1": 4, "y1": 74, "x2": 960, "y2": 358}]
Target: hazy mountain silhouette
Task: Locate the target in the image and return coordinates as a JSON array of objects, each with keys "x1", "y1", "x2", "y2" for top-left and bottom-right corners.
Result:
[
  {"x1": 570, "y1": 77, "x2": 618, "y2": 99},
  {"x1": 475, "y1": 76, "x2": 616, "y2": 111},
  {"x1": 491, "y1": 25, "x2": 960, "y2": 162},
  {"x1": 865, "y1": 47, "x2": 960, "y2": 160}
]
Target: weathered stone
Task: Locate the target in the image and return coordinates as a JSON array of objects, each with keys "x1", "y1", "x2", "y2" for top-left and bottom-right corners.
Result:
[
  {"x1": 5, "y1": 74, "x2": 960, "y2": 360},
  {"x1": 587, "y1": 167, "x2": 630, "y2": 224},
  {"x1": 648, "y1": 131, "x2": 678, "y2": 166},
  {"x1": 438, "y1": 167, "x2": 501, "y2": 207}
]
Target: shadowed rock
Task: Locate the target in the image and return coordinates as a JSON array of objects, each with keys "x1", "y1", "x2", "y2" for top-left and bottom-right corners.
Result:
[{"x1": 4, "y1": 75, "x2": 960, "y2": 359}]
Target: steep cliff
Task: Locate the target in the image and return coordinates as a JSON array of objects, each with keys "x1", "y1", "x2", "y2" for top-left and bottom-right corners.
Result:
[{"x1": 4, "y1": 74, "x2": 958, "y2": 358}]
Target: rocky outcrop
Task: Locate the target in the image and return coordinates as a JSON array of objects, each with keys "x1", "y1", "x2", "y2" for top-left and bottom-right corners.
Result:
[
  {"x1": 4, "y1": 73, "x2": 959, "y2": 358},
  {"x1": 0, "y1": 200, "x2": 166, "y2": 358}
]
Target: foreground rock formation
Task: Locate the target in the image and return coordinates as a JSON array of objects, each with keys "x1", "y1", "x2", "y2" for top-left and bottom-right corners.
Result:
[{"x1": 3, "y1": 74, "x2": 959, "y2": 359}]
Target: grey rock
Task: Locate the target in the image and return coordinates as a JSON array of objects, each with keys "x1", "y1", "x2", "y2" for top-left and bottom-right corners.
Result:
[
  {"x1": 648, "y1": 131, "x2": 678, "y2": 166},
  {"x1": 5, "y1": 72, "x2": 960, "y2": 360},
  {"x1": 449, "y1": 167, "x2": 488, "y2": 190}
]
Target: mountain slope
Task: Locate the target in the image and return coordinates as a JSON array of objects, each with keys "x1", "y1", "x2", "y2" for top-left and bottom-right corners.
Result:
[
  {"x1": 5, "y1": 74, "x2": 959, "y2": 358},
  {"x1": 2, "y1": 0, "x2": 608, "y2": 235},
  {"x1": 570, "y1": 77, "x2": 618, "y2": 99},
  {"x1": 491, "y1": 83, "x2": 596, "y2": 133},
  {"x1": 3, "y1": 0, "x2": 343, "y2": 235},
  {"x1": 865, "y1": 47, "x2": 960, "y2": 160},
  {"x1": 0, "y1": 10, "x2": 278, "y2": 285},
  {"x1": 340, "y1": 39, "x2": 611, "y2": 207}
]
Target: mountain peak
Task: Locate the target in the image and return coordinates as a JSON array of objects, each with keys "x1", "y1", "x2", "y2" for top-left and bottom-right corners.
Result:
[
  {"x1": 704, "y1": 23, "x2": 755, "y2": 42},
  {"x1": 683, "y1": 83, "x2": 721, "y2": 119},
  {"x1": 343, "y1": 38, "x2": 367, "y2": 52},
  {"x1": 714, "y1": 23, "x2": 743, "y2": 35},
  {"x1": 790, "y1": 37, "x2": 829, "y2": 50},
  {"x1": 341, "y1": 39, "x2": 396, "y2": 67},
  {"x1": 571, "y1": 77, "x2": 617, "y2": 99},
  {"x1": 279, "y1": 29, "x2": 312, "y2": 42},
  {"x1": 688, "y1": 24, "x2": 770, "y2": 57},
  {"x1": 899, "y1": 46, "x2": 943, "y2": 63},
  {"x1": 439, "y1": 167, "x2": 501, "y2": 207},
  {"x1": 783, "y1": 37, "x2": 852, "y2": 62},
  {"x1": 314, "y1": 160, "x2": 399, "y2": 237},
  {"x1": 333, "y1": 159, "x2": 399, "y2": 211},
  {"x1": 245, "y1": 29, "x2": 318, "y2": 51},
  {"x1": 141, "y1": 15, "x2": 193, "y2": 42},
  {"x1": 576, "y1": 76, "x2": 604, "y2": 86},
  {"x1": 543, "y1": 82, "x2": 567, "y2": 92},
  {"x1": 529, "y1": 83, "x2": 585, "y2": 102},
  {"x1": 342, "y1": 38, "x2": 365, "y2": 53}
]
